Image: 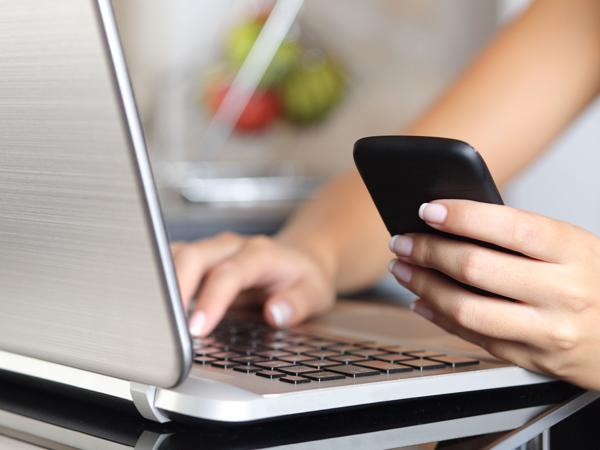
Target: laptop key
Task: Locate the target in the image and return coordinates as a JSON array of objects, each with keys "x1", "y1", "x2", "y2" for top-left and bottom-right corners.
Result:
[
  {"x1": 212, "y1": 351, "x2": 241, "y2": 360},
  {"x1": 355, "y1": 360, "x2": 414, "y2": 374},
  {"x1": 326, "y1": 344, "x2": 357, "y2": 353},
  {"x1": 262, "y1": 342, "x2": 290, "y2": 350},
  {"x1": 231, "y1": 346, "x2": 259, "y2": 355},
  {"x1": 193, "y1": 347, "x2": 221, "y2": 356},
  {"x1": 233, "y1": 365, "x2": 263, "y2": 373},
  {"x1": 211, "y1": 361, "x2": 239, "y2": 369},
  {"x1": 256, "y1": 350, "x2": 291, "y2": 359},
  {"x1": 255, "y1": 360, "x2": 293, "y2": 370},
  {"x1": 328, "y1": 365, "x2": 381, "y2": 378},
  {"x1": 193, "y1": 356, "x2": 216, "y2": 365},
  {"x1": 401, "y1": 359, "x2": 448, "y2": 370},
  {"x1": 327, "y1": 355, "x2": 368, "y2": 364},
  {"x1": 260, "y1": 330, "x2": 290, "y2": 340},
  {"x1": 279, "y1": 365, "x2": 318, "y2": 375},
  {"x1": 303, "y1": 350, "x2": 340, "y2": 359},
  {"x1": 256, "y1": 370, "x2": 286, "y2": 379},
  {"x1": 280, "y1": 376, "x2": 312, "y2": 384},
  {"x1": 303, "y1": 340, "x2": 338, "y2": 349},
  {"x1": 380, "y1": 345, "x2": 408, "y2": 354},
  {"x1": 231, "y1": 356, "x2": 265, "y2": 365},
  {"x1": 284, "y1": 345, "x2": 316, "y2": 354},
  {"x1": 285, "y1": 335, "x2": 310, "y2": 344},
  {"x1": 303, "y1": 371, "x2": 346, "y2": 382},
  {"x1": 303, "y1": 359, "x2": 339, "y2": 369},
  {"x1": 350, "y1": 349, "x2": 387, "y2": 358},
  {"x1": 359, "y1": 342, "x2": 391, "y2": 350},
  {"x1": 278, "y1": 354, "x2": 313, "y2": 364},
  {"x1": 404, "y1": 350, "x2": 446, "y2": 358},
  {"x1": 427, "y1": 356, "x2": 480, "y2": 367},
  {"x1": 372, "y1": 354, "x2": 415, "y2": 363}
]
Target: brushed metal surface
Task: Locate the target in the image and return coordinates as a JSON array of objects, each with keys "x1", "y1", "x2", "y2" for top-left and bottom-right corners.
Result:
[{"x1": 0, "y1": 0, "x2": 190, "y2": 387}]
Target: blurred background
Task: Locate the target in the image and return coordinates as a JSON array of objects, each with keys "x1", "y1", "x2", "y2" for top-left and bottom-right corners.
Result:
[{"x1": 111, "y1": 0, "x2": 600, "y2": 247}]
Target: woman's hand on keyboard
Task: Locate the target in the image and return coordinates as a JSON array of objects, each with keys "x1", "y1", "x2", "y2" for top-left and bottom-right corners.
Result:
[
  {"x1": 171, "y1": 232, "x2": 336, "y2": 337},
  {"x1": 388, "y1": 199, "x2": 600, "y2": 390}
]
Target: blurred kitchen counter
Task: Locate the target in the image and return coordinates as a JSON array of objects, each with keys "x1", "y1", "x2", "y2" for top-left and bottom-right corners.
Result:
[{"x1": 159, "y1": 186, "x2": 294, "y2": 242}]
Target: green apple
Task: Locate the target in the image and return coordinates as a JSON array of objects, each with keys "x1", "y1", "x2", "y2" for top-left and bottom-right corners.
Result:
[
  {"x1": 280, "y1": 56, "x2": 344, "y2": 124},
  {"x1": 226, "y1": 20, "x2": 301, "y2": 87}
]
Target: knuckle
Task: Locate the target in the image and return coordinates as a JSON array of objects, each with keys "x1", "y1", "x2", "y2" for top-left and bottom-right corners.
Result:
[
  {"x1": 546, "y1": 319, "x2": 580, "y2": 351},
  {"x1": 409, "y1": 271, "x2": 430, "y2": 298},
  {"x1": 482, "y1": 340, "x2": 503, "y2": 358},
  {"x1": 413, "y1": 237, "x2": 433, "y2": 267},
  {"x1": 215, "y1": 231, "x2": 244, "y2": 245},
  {"x1": 211, "y1": 260, "x2": 238, "y2": 279},
  {"x1": 560, "y1": 283, "x2": 591, "y2": 313},
  {"x1": 457, "y1": 250, "x2": 484, "y2": 284},
  {"x1": 450, "y1": 298, "x2": 473, "y2": 328},
  {"x1": 215, "y1": 231, "x2": 240, "y2": 242},
  {"x1": 509, "y1": 212, "x2": 538, "y2": 247},
  {"x1": 247, "y1": 234, "x2": 271, "y2": 248}
]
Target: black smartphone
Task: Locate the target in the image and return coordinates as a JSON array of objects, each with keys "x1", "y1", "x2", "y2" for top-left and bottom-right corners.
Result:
[
  {"x1": 353, "y1": 135, "x2": 507, "y2": 296},
  {"x1": 353, "y1": 135, "x2": 503, "y2": 237}
]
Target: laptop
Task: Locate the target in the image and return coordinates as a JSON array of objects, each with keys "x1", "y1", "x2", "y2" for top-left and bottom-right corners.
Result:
[{"x1": 0, "y1": 0, "x2": 552, "y2": 423}]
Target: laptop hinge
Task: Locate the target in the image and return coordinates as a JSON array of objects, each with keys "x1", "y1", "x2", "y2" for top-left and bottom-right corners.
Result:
[{"x1": 130, "y1": 383, "x2": 171, "y2": 423}]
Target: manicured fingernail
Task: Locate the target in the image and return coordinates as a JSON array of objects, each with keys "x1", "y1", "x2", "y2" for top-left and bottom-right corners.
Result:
[
  {"x1": 270, "y1": 300, "x2": 293, "y2": 327},
  {"x1": 389, "y1": 234, "x2": 413, "y2": 256},
  {"x1": 389, "y1": 260, "x2": 413, "y2": 283},
  {"x1": 410, "y1": 302, "x2": 434, "y2": 320},
  {"x1": 419, "y1": 203, "x2": 447, "y2": 224},
  {"x1": 189, "y1": 311, "x2": 206, "y2": 336}
]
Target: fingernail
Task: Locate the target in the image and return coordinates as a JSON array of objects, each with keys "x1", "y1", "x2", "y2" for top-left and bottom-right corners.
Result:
[
  {"x1": 270, "y1": 300, "x2": 293, "y2": 327},
  {"x1": 410, "y1": 302, "x2": 434, "y2": 320},
  {"x1": 389, "y1": 260, "x2": 413, "y2": 283},
  {"x1": 419, "y1": 203, "x2": 447, "y2": 224},
  {"x1": 389, "y1": 235, "x2": 413, "y2": 256},
  {"x1": 189, "y1": 311, "x2": 206, "y2": 336}
]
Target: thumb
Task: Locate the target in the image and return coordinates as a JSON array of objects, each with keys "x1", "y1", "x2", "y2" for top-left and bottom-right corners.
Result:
[{"x1": 263, "y1": 285, "x2": 334, "y2": 329}]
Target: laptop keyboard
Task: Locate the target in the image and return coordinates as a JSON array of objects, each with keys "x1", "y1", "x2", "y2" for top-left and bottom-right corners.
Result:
[{"x1": 192, "y1": 319, "x2": 480, "y2": 385}]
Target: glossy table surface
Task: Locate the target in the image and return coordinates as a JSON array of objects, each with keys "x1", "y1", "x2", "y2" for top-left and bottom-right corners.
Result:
[{"x1": 0, "y1": 368, "x2": 585, "y2": 450}]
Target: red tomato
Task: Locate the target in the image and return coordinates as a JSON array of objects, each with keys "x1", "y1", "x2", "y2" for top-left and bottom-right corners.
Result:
[{"x1": 209, "y1": 83, "x2": 280, "y2": 132}]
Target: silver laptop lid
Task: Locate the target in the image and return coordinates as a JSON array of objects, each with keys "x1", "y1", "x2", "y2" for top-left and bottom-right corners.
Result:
[{"x1": 0, "y1": 0, "x2": 191, "y2": 388}]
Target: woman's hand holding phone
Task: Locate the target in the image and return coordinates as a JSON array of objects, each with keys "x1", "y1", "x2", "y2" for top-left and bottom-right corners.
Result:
[{"x1": 389, "y1": 199, "x2": 600, "y2": 390}]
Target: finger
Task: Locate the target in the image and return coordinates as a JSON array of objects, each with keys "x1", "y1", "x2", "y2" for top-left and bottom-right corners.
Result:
[
  {"x1": 409, "y1": 299, "x2": 492, "y2": 351},
  {"x1": 391, "y1": 233, "x2": 563, "y2": 305},
  {"x1": 191, "y1": 238, "x2": 299, "y2": 336},
  {"x1": 411, "y1": 300, "x2": 537, "y2": 371},
  {"x1": 389, "y1": 260, "x2": 546, "y2": 345},
  {"x1": 172, "y1": 233, "x2": 244, "y2": 311},
  {"x1": 483, "y1": 339, "x2": 536, "y2": 371},
  {"x1": 263, "y1": 284, "x2": 335, "y2": 329},
  {"x1": 418, "y1": 200, "x2": 577, "y2": 262}
]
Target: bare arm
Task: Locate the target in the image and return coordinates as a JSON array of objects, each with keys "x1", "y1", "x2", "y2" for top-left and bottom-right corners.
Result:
[{"x1": 278, "y1": 0, "x2": 600, "y2": 292}]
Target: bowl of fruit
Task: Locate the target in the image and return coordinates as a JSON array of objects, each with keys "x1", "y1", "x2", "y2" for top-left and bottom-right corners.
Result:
[{"x1": 201, "y1": 12, "x2": 346, "y2": 133}]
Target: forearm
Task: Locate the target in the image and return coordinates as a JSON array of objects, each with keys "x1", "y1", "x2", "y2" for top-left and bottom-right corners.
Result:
[
  {"x1": 279, "y1": 0, "x2": 600, "y2": 292},
  {"x1": 408, "y1": 0, "x2": 600, "y2": 185},
  {"x1": 277, "y1": 169, "x2": 389, "y2": 292}
]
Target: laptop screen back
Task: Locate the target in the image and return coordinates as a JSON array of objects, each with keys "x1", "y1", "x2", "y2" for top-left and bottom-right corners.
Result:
[{"x1": 0, "y1": 0, "x2": 191, "y2": 387}]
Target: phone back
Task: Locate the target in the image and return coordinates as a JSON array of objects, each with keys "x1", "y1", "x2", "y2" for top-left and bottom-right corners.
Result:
[{"x1": 353, "y1": 136, "x2": 502, "y2": 236}]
